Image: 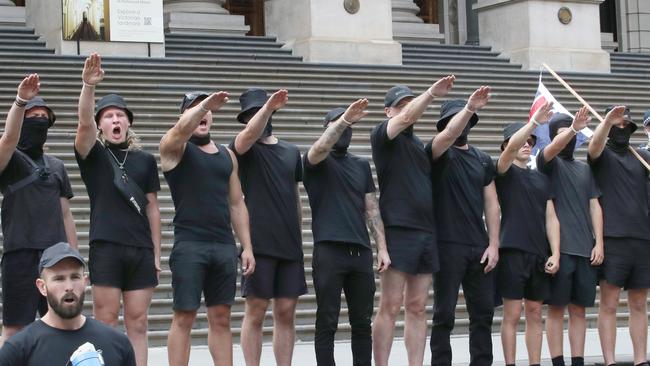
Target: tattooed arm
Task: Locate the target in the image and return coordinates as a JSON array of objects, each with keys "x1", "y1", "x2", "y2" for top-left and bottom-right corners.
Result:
[
  {"x1": 306, "y1": 98, "x2": 369, "y2": 165},
  {"x1": 365, "y1": 192, "x2": 390, "y2": 272}
]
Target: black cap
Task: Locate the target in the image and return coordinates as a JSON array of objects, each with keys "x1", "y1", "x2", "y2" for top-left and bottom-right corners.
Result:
[
  {"x1": 501, "y1": 122, "x2": 537, "y2": 151},
  {"x1": 95, "y1": 94, "x2": 134, "y2": 125},
  {"x1": 604, "y1": 105, "x2": 637, "y2": 132},
  {"x1": 180, "y1": 91, "x2": 209, "y2": 114},
  {"x1": 25, "y1": 96, "x2": 56, "y2": 127},
  {"x1": 323, "y1": 107, "x2": 346, "y2": 127},
  {"x1": 384, "y1": 85, "x2": 415, "y2": 108},
  {"x1": 237, "y1": 88, "x2": 268, "y2": 124},
  {"x1": 39, "y1": 242, "x2": 85, "y2": 273},
  {"x1": 436, "y1": 99, "x2": 478, "y2": 132},
  {"x1": 548, "y1": 113, "x2": 573, "y2": 139},
  {"x1": 643, "y1": 109, "x2": 650, "y2": 127}
]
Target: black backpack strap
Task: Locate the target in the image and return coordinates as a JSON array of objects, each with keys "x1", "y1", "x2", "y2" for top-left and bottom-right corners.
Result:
[{"x1": 5, "y1": 151, "x2": 44, "y2": 196}]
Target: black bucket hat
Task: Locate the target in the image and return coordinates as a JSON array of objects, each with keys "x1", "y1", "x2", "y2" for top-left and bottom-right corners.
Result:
[
  {"x1": 436, "y1": 99, "x2": 478, "y2": 132},
  {"x1": 501, "y1": 122, "x2": 537, "y2": 151},
  {"x1": 25, "y1": 96, "x2": 56, "y2": 127},
  {"x1": 605, "y1": 105, "x2": 637, "y2": 133},
  {"x1": 180, "y1": 91, "x2": 209, "y2": 114},
  {"x1": 323, "y1": 107, "x2": 346, "y2": 127},
  {"x1": 237, "y1": 88, "x2": 268, "y2": 124},
  {"x1": 95, "y1": 94, "x2": 134, "y2": 125},
  {"x1": 384, "y1": 85, "x2": 415, "y2": 108},
  {"x1": 548, "y1": 113, "x2": 573, "y2": 139}
]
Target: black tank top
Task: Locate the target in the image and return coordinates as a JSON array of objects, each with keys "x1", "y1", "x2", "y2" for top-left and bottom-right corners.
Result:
[{"x1": 164, "y1": 143, "x2": 235, "y2": 245}]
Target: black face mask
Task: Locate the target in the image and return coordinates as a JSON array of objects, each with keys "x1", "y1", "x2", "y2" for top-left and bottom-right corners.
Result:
[
  {"x1": 189, "y1": 133, "x2": 211, "y2": 146},
  {"x1": 17, "y1": 117, "x2": 49, "y2": 159},
  {"x1": 558, "y1": 135, "x2": 576, "y2": 160},
  {"x1": 453, "y1": 124, "x2": 472, "y2": 146},
  {"x1": 259, "y1": 116, "x2": 273, "y2": 140},
  {"x1": 607, "y1": 125, "x2": 633, "y2": 152},
  {"x1": 402, "y1": 125, "x2": 414, "y2": 137},
  {"x1": 106, "y1": 140, "x2": 129, "y2": 150},
  {"x1": 332, "y1": 127, "x2": 352, "y2": 156}
]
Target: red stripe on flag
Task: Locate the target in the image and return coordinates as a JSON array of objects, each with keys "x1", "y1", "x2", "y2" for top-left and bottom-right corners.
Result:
[{"x1": 529, "y1": 95, "x2": 548, "y2": 120}]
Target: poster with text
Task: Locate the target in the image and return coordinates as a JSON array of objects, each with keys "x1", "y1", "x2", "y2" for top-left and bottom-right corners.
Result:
[{"x1": 108, "y1": 0, "x2": 163, "y2": 43}]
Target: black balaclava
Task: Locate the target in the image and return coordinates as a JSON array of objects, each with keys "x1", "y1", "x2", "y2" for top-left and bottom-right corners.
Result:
[
  {"x1": 17, "y1": 117, "x2": 49, "y2": 159},
  {"x1": 189, "y1": 133, "x2": 211, "y2": 146},
  {"x1": 454, "y1": 123, "x2": 472, "y2": 146},
  {"x1": 607, "y1": 124, "x2": 634, "y2": 153},
  {"x1": 260, "y1": 114, "x2": 273, "y2": 139},
  {"x1": 332, "y1": 127, "x2": 352, "y2": 157},
  {"x1": 549, "y1": 115, "x2": 575, "y2": 160}
]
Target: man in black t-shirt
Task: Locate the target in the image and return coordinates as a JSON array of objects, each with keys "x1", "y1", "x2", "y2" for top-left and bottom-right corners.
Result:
[
  {"x1": 231, "y1": 88, "x2": 306, "y2": 366},
  {"x1": 427, "y1": 94, "x2": 498, "y2": 366},
  {"x1": 588, "y1": 106, "x2": 650, "y2": 366},
  {"x1": 537, "y1": 109, "x2": 603, "y2": 366},
  {"x1": 0, "y1": 74, "x2": 77, "y2": 344},
  {"x1": 0, "y1": 242, "x2": 135, "y2": 365},
  {"x1": 370, "y1": 76, "x2": 455, "y2": 366},
  {"x1": 160, "y1": 90, "x2": 255, "y2": 366},
  {"x1": 304, "y1": 101, "x2": 390, "y2": 366},
  {"x1": 495, "y1": 102, "x2": 560, "y2": 366}
]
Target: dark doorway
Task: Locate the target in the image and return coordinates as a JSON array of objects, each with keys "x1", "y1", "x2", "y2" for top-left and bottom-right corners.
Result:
[
  {"x1": 415, "y1": 0, "x2": 439, "y2": 24},
  {"x1": 12, "y1": 0, "x2": 25, "y2": 5},
  {"x1": 600, "y1": 0, "x2": 617, "y2": 42},
  {"x1": 225, "y1": 0, "x2": 265, "y2": 36}
]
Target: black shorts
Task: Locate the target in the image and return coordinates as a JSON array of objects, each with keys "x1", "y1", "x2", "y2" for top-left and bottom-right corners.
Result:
[
  {"x1": 385, "y1": 226, "x2": 438, "y2": 275},
  {"x1": 241, "y1": 255, "x2": 307, "y2": 299},
  {"x1": 89, "y1": 241, "x2": 158, "y2": 291},
  {"x1": 1, "y1": 249, "x2": 48, "y2": 326},
  {"x1": 170, "y1": 241, "x2": 238, "y2": 310},
  {"x1": 497, "y1": 248, "x2": 550, "y2": 301},
  {"x1": 547, "y1": 254, "x2": 597, "y2": 307},
  {"x1": 600, "y1": 237, "x2": 650, "y2": 290}
]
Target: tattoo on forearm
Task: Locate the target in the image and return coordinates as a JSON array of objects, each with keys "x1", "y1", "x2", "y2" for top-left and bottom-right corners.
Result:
[
  {"x1": 366, "y1": 195, "x2": 385, "y2": 248},
  {"x1": 316, "y1": 121, "x2": 348, "y2": 151}
]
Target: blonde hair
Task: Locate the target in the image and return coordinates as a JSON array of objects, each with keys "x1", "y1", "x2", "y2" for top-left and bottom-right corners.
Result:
[{"x1": 97, "y1": 128, "x2": 141, "y2": 151}]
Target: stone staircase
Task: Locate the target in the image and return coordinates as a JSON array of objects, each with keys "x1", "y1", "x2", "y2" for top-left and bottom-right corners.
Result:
[{"x1": 0, "y1": 26, "x2": 649, "y2": 347}]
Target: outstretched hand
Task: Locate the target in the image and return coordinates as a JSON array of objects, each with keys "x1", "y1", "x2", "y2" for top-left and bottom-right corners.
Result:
[
  {"x1": 572, "y1": 106, "x2": 591, "y2": 131},
  {"x1": 82, "y1": 53, "x2": 104, "y2": 86},
  {"x1": 604, "y1": 105, "x2": 626, "y2": 126},
  {"x1": 201, "y1": 91, "x2": 230, "y2": 112},
  {"x1": 532, "y1": 101, "x2": 554, "y2": 125},
  {"x1": 341, "y1": 98, "x2": 369, "y2": 125},
  {"x1": 429, "y1": 75, "x2": 456, "y2": 98},
  {"x1": 17, "y1": 73, "x2": 40, "y2": 101},
  {"x1": 466, "y1": 86, "x2": 491, "y2": 112},
  {"x1": 265, "y1": 89, "x2": 289, "y2": 111}
]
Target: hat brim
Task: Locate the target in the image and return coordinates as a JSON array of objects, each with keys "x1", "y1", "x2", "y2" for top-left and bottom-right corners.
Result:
[
  {"x1": 625, "y1": 118, "x2": 638, "y2": 133},
  {"x1": 387, "y1": 93, "x2": 415, "y2": 108},
  {"x1": 501, "y1": 133, "x2": 537, "y2": 151},
  {"x1": 237, "y1": 104, "x2": 264, "y2": 124},
  {"x1": 436, "y1": 107, "x2": 479, "y2": 132},
  {"x1": 95, "y1": 104, "x2": 134, "y2": 125}
]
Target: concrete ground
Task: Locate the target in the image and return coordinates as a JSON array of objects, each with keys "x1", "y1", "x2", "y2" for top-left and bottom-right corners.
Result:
[{"x1": 149, "y1": 327, "x2": 640, "y2": 365}]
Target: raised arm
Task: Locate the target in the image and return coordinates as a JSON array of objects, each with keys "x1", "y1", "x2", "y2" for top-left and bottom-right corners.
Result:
[
  {"x1": 0, "y1": 74, "x2": 40, "y2": 173},
  {"x1": 75, "y1": 53, "x2": 104, "y2": 159},
  {"x1": 227, "y1": 148, "x2": 255, "y2": 276},
  {"x1": 481, "y1": 181, "x2": 500, "y2": 273},
  {"x1": 430, "y1": 86, "x2": 491, "y2": 159},
  {"x1": 386, "y1": 75, "x2": 455, "y2": 139},
  {"x1": 365, "y1": 192, "x2": 390, "y2": 272},
  {"x1": 497, "y1": 101, "x2": 553, "y2": 174},
  {"x1": 159, "y1": 92, "x2": 229, "y2": 172},
  {"x1": 307, "y1": 99, "x2": 369, "y2": 165},
  {"x1": 589, "y1": 198, "x2": 604, "y2": 266},
  {"x1": 234, "y1": 89, "x2": 288, "y2": 154},
  {"x1": 588, "y1": 106, "x2": 626, "y2": 161},
  {"x1": 543, "y1": 107, "x2": 590, "y2": 162},
  {"x1": 544, "y1": 200, "x2": 560, "y2": 275}
]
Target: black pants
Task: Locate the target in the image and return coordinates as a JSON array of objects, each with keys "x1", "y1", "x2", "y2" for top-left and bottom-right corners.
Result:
[
  {"x1": 312, "y1": 242, "x2": 376, "y2": 366},
  {"x1": 431, "y1": 242, "x2": 495, "y2": 366}
]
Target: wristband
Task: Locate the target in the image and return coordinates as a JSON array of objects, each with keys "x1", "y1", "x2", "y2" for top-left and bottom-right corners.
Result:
[
  {"x1": 341, "y1": 117, "x2": 352, "y2": 126},
  {"x1": 15, "y1": 95, "x2": 28, "y2": 104},
  {"x1": 426, "y1": 88, "x2": 436, "y2": 98},
  {"x1": 464, "y1": 106, "x2": 475, "y2": 114},
  {"x1": 530, "y1": 118, "x2": 540, "y2": 126},
  {"x1": 570, "y1": 125, "x2": 580, "y2": 134},
  {"x1": 83, "y1": 82, "x2": 96, "y2": 88},
  {"x1": 14, "y1": 96, "x2": 27, "y2": 108}
]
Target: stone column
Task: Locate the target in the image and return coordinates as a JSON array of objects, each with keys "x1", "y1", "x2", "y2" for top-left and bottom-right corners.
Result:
[
  {"x1": 464, "y1": 0, "x2": 479, "y2": 44},
  {"x1": 623, "y1": 0, "x2": 650, "y2": 52},
  {"x1": 475, "y1": 0, "x2": 610, "y2": 73},
  {"x1": 265, "y1": 0, "x2": 402, "y2": 65},
  {"x1": 163, "y1": 0, "x2": 249, "y2": 34},
  {"x1": 0, "y1": 0, "x2": 26, "y2": 26},
  {"x1": 391, "y1": 0, "x2": 444, "y2": 43}
]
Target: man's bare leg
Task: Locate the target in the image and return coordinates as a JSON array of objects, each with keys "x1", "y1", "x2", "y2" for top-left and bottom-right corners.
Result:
[
  {"x1": 167, "y1": 310, "x2": 197, "y2": 366},
  {"x1": 546, "y1": 305, "x2": 566, "y2": 360},
  {"x1": 628, "y1": 288, "x2": 649, "y2": 365},
  {"x1": 501, "y1": 299, "x2": 523, "y2": 365},
  {"x1": 273, "y1": 297, "x2": 298, "y2": 366},
  {"x1": 524, "y1": 300, "x2": 544, "y2": 364},
  {"x1": 207, "y1": 304, "x2": 233, "y2": 366},
  {"x1": 372, "y1": 268, "x2": 407, "y2": 366},
  {"x1": 241, "y1": 297, "x2": 270, "y2": 366},
  {"x1": 598, "y1": 281, "x2": 621, "y2": 366},
  {"x1": 567, "y1": 304, "x2": 587, "y2": 358},
  {"x1": 403, "y1": 274, "x2": 432, "y2": 366}
]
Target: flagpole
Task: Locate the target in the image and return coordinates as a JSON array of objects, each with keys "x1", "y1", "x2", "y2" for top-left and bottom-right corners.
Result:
[{"x1": 541, "y1": 62, "x2": 650, "y2": 172}]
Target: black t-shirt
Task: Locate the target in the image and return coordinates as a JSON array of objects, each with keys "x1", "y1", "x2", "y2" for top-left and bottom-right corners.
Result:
[
  {"x1": 164, "y1": 143, "x2": 235, "y2": 245},
  {"x1": 588, "y1": 147, "x2": 650, "y2": 240},
  {"x1": 230, "y1": 139, "x2": 303, "y2": 261},
  {"x1": 537, "y1": 151, "x2": 600, "y2": 257},
  {"x1": 0, "y1": 318, "x2": 136, "y2": 366},
  {"x1": 428, "y1": 144, "x2": 495, "y2": 247},
  {"x1": 303, "y1": 152, "x2": 376, "y2": 249},
  {"x1": 370, "y1": 120, "x2": 434, "y2": 233},
  {"x1": 495, "y1": 163, "x2": 552, "y2": 257},
  {"x1": 75, "y1": 141, "x2": 160, "y2": 248},
  {"x1": 0, "y1": 151, "x2": 73, "y2": 252}
]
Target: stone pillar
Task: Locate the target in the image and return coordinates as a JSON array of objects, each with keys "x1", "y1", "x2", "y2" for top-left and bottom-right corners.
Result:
[
  {"x1": 265, "y1": 0, "x2": 402, "y2": 65},
  {"x1": 163, "y1": 0, "x2": 249, "y2": 34},
  {"x1": 391, "y1": 0, "x2": 444, "y2": 43},
  {"x1": 623, "y1": 0, "x2": 650, "y2": 52},
  {"x1": 475, "y1": 0, "x2": 610, "y2": 73},
  {"x1": 0, "y1": 0, "x2": 26, "y2": 26},
  {"x1": 464, "y1": 0, "x2": 479, "y2": 44}
]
